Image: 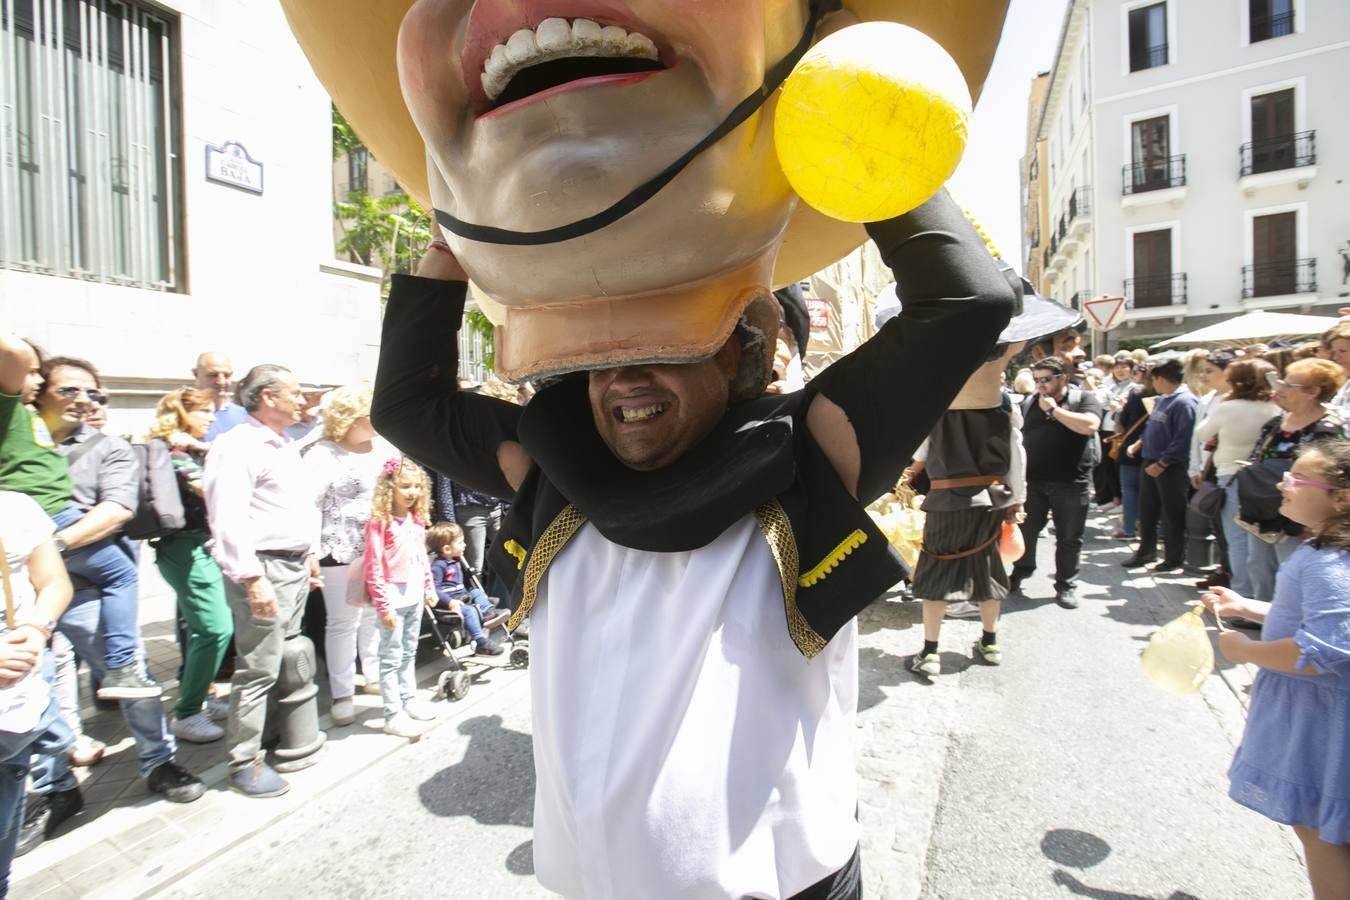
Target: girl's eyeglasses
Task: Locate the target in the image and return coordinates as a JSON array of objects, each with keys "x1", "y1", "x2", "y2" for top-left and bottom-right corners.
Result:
[{"x1": 1280, "y1": 471, "x2": 1338, "y2": 491}]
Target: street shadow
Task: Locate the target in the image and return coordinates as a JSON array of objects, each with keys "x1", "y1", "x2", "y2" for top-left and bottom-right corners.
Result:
[
  {"x1": 506, "y1": 839, "x2": 535, "y2": 876},
  {"x1": 857, "y1": 645, "x2": 907, "y2": 713},
  {"x1": 1041, "y1": 828, "x2": 1200, "y2": 900},
  {"x1": 418, "y1": 714, "x2": 535, "y2": 830},
  {"x1": 856, "y1": 592, "x2": 918, "y2": 637}
]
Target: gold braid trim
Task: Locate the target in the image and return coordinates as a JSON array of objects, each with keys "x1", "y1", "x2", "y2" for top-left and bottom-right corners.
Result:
[
  {"x1": 505, "y1": 505, "x2": 589, "y2": 633},
  {"x1": 502, "y1": 540, "x2": 527, "y2": 571},
  {"x1": 754, "y1": 501, "x2": 826, "y2": 659},
  {"x1": 797, "y1": 530, "x2": 867, "y2": 588}
]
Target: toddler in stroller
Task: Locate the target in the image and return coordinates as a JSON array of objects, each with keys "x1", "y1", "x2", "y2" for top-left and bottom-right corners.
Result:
[{"x1": 426, "y1": 522, "x2": 508, "y2": 656}]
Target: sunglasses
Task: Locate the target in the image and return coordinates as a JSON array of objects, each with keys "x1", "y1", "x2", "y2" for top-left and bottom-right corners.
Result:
[
  {"x1": 1033, "y1": 375, "x2": 1060, "y2": 385},
  {"x1": 1265, "y1": 372, "x2": 1305, "y2": 391},
  {"x1": 54, "y1": 386, "x2": 107, "y2": 405},
  {"x1": 1280, "y1": 471, "x2": 1337, "y2": 491}
]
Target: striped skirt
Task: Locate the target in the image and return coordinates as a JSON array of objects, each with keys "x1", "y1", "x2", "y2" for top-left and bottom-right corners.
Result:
[{"x1": 910, "y1": 507, "x2": 1009, "y2": 603}]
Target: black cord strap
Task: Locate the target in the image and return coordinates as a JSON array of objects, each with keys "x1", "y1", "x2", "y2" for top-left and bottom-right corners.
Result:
[{"x1": 435, "y1": 1, "x2": 825, "y2": 246}]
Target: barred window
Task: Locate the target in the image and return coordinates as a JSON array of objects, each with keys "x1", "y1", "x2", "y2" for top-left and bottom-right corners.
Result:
[{"x1": 1, "y1": 0, "x2": 183, "y2": 291}]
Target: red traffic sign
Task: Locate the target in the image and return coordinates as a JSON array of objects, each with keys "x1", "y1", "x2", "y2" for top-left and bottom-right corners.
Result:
[{"x1": 1082, "y1": 295, "x2": 1127, "y2": 332}]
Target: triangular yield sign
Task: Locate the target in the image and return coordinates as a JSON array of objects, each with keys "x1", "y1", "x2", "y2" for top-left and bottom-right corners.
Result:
[{"x1": 1083, "y1": 296, "x2": 1127, "y2": 332}]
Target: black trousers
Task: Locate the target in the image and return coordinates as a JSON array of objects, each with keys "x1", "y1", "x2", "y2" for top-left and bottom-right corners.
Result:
[
  {"x1": 1138, "y1": 460, "x2": 1189, "y2": 562},
  {"x1": 791, "y1": 845, "x2": 861, "y2": 900},
  {"x1": 1093, "y1": 430, "x2": 1120, "y2": 503},
  {"x1": 1012, "y1": 480, "x2": 1089, "y2": 591}
]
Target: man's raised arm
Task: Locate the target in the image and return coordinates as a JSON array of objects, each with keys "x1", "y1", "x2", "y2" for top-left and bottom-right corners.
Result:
[
  {"x1": 371, "y1": 247, "x2": 530, "y2": 497},
  {"x1": 806, "y1": 189, "x2": 1018, "y2": 503}
]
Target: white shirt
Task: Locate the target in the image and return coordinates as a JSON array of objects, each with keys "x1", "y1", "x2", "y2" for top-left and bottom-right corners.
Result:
[
  {"x1": 530, "y1": 515, "x2": 859, "y2": 900},
  {"x1": 0, "y1": 492, "x2": 54, "y2": 733},
  {"x1": 1194, "y1": 398, "x2": 1282, "y2": 477},
  {"x1": 203, "y1": 416, "x2": 320, "y2": 583}
]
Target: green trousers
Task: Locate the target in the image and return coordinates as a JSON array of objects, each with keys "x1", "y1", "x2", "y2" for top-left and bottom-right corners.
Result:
[{"x1": 154, "y1": 531, "x2": 233, "y2": 720}]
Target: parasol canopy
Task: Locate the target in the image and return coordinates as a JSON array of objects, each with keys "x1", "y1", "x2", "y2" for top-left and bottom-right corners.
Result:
[{"x1": 1152, "y1": 311, "x2": 1339, "y2": 349}]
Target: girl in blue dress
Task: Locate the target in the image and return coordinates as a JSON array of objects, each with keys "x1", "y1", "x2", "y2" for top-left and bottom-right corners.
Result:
[{"x1": 1204, "y1": 441, "x2": 1350, "y2": 899}]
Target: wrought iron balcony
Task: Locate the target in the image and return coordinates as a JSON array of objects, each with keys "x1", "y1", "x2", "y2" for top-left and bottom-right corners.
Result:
[
  {"x1": 1129, "y1": 43, "x2": 1168, "y2": 73},
  {"x1": 1242, "y1": 258, "x2": 1317, "y2": 299},
  {"x1": 1240, "y1": 131, "x2": 1316, "y2": 177},
  {"x1": 1122, "y1": 155, "x2": 1186, "y2": 195},
  {"x1": 1067, "y1": 186, "x2": 1091, "y2": 225},
  {"x1": 1250, "y1": 10, "x2": 1294, "y2": 43},
  {"x1": 1069, "y1": 290, "x2": 1091, "y2": 311},
  {"x1": 1124, "y1": 273, "x2": 1187, "y2": 309}
]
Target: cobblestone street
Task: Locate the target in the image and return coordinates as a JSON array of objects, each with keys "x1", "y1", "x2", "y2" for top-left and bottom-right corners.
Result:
[{"x1": 15, "y1": 507, "x2": 1311, "y2": 899}]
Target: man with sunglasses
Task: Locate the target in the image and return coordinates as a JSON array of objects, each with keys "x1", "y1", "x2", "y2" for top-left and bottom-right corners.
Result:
[{"x1": 1010, "y1": 357, "x2": 1103, "y2": 608}]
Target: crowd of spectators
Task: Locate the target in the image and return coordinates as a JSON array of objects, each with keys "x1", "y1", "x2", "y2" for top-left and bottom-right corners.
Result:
[{"x1": 0, "y1": 335, "x2": 516, "y2": 883}]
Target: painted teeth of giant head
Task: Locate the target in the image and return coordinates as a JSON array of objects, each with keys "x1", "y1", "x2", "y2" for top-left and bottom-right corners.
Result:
[
  {"x1": 481, "y1": 17, "x2": 659, "y2": 102},
  {"x1": 620, "y1": 403, "x2": 665, "y2": 422}
]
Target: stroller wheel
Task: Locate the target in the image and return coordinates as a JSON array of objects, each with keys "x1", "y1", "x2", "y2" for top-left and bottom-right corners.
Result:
[
  {"x1": 509, "y1": 646, "x2": 530, "y2": 669},
  {"x1": 438, "y1": 669, "x2": 470, "y2": 701},
  {"x1": 447, "y1": 629, "x2": 463, "y2": 650}
]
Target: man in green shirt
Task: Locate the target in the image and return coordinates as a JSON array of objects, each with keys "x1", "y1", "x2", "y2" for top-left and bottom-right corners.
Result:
[{"x1": 0, "y1": 333, "x2": 71, "y2": 515}]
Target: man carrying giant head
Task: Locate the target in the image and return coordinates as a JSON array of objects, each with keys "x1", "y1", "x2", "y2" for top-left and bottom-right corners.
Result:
[{"x1": 283, "y1": 2, "x2": 1048, "y2": 896}]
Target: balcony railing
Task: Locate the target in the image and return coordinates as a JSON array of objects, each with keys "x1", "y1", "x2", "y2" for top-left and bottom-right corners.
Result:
[
  {"x1": 1057, "y1": 214, "x2": 1067, "y2": 241},
  {"x1": 1250, "y1": 10, "x2": 1294, "y2": 43},
  {"x1": 1043, "y1": 246, "x2": 1053, "y2": 271},
  {"x1": 1240, "y1": 131, "x2": 1316, "y2": 177},
  {"x1": 1069, "y1": 290, "x2": 1091, "y2": 311},
  {"x1": 1125, "y1": 273, "x2": 1187, "y2": 309},
  {"x1": 1122, "y1": 155, "x2": 1187, "y2": 195},
  {"x1": 1242, "y1": 258, "x2": 1317, "y2": 299},
  {"x1": 1067, "y1": 186, "x2": 1091, "y2": 225},
  {"x1": 1129, "y1": 43, "x2": 1168, "y2": 73}
]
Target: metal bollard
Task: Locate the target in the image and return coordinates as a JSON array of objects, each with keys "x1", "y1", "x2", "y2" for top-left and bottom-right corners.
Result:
[{"x1": 269, "y1": 634, "x2": 326, "y2": 772}]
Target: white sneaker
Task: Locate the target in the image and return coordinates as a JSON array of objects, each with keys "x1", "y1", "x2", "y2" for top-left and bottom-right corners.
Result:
[
  {"x1": 383, "y1": 711, "x2": 424, "y2": 741},
  {"x1": 330, "y1": 699, "x2": 355, "y2": 726},
  {"x1": 204, "y1": 697, "x2": 230, "y2": 722},
  {"x1": 171, "y1": 711, "x2": 225, "y2": 744},
  {"x1": 404, "y1": 699, "x2": 439, "y2": 722}
]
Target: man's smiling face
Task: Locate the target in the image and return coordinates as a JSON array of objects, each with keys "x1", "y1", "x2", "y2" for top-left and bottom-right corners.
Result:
[
  {"x1": 587, "y1": 338, "x2": 740, "y2": 471},
  {"x1": 397, "y1": 0, "x2": 810, "y2": 303}
]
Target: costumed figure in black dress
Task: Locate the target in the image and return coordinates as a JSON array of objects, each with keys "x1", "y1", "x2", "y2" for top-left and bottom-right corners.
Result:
[{"x1": 283, "y1": 1, "x2": 1015, "y2": 896}]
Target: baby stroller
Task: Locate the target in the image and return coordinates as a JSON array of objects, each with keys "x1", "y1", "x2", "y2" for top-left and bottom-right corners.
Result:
[{"x1": 424, "y1": 560, "x2": 528, "y2": 702}]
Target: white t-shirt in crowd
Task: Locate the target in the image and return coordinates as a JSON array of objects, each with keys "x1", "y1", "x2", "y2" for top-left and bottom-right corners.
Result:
[
  {"x1": 1194, "y1": 398, "x2": 1282, "y2": 477},
  {"x1": 0, "y1": 491, "x2": 54, "y2": 733}
]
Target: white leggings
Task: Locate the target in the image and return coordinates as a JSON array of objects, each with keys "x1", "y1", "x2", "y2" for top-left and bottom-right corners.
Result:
[{"x1": 320, "y1": 562, "x2": 380, "y2": 700}]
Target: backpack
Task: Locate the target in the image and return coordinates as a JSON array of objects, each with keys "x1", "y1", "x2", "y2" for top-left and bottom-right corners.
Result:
[{"x1": 123, "y1": 440, "x2": 187, "y2": 541}]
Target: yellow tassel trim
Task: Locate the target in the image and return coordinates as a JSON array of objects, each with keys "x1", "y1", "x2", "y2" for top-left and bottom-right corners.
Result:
[
  {"x1": 797, "y1": 530, "x2": 867, "y2": 589},
  {"x1": 503, "y1": 540, "x2": 527, "y2": 571},
  {"x1": 505, "y1": 506, "x2": 588, "y2": 634},
  {"x1": 754, "y1": 502, "x2": 826, "y2": 659}
]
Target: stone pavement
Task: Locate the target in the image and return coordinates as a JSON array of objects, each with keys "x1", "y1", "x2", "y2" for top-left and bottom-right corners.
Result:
[{"x1": 15, "y1": 505, "x2": 1313, "y2": 899}]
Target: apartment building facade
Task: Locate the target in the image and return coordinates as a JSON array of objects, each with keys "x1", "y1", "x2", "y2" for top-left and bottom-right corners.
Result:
[
  {"x1": 0, "y1": 0, "x2": 382, "y2": 434},
  {"x1": 1027, "y1": 0, "x2": 1350, "y2": 350}
]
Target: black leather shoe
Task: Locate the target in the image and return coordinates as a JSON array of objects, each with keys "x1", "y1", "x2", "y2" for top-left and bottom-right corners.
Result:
[
  {"x1": 147, "y1": 761, "x2": 206, "y2": 803},
  {"x1": 1152, "y1": 559, "x2": 1185, "y2": 574},
  {"x1": 1120, "y1": 553, "x2": 1156, "y2": 569},
  {"x1": 15, "y1": 795, "x2": 50, "y2": 857},
  {"x1": 1055, "y1": 587, "x2": 1080, "y2": 609},
  {"x1": 45, "y1": 786, "x2": 84, "y2": 837}
]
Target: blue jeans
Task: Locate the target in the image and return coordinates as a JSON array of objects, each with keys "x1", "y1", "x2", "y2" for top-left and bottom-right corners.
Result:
[
  {"x1": 0, "y1": 696, "x2": 62, "y2": 898},
  {"x1": 437, "y1": 588, "x2": 494, "y2": 642},
  {"x1": 30, "y1": 589, "x2": 175, "y2": 793},
  {"x1": 1247, "y1": 532, "x2": 1299, "y2": 603},
  {"x1": 51, "y1": 506, "x2": 140, "y2": 671},
  {"x1": 1220, "y1": 479, "x2": 1253, "y2": 596},
  {"x1": 1119, "y1": 464, "x2": 1141, "y2": 537},
  {"x1": 377, "y1": 604, "x2": 420, "y2": 719}
]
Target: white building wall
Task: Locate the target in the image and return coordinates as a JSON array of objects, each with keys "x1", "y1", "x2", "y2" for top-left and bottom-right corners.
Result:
[
  {"x1": 0, "y1": 0, "x2": 382, "y2": 435},
  {"x1": 1089, "y1": 0, "x2": 1350, "y2": 343}
]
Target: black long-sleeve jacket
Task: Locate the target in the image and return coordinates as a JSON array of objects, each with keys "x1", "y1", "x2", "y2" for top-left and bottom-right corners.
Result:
[{"x1": 372, "y1": 191, "x2": 1017, "y2": 656}]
